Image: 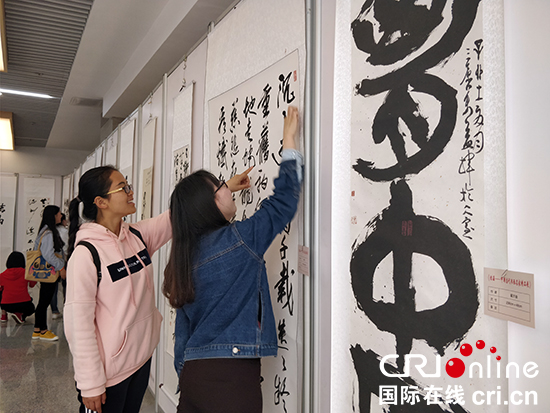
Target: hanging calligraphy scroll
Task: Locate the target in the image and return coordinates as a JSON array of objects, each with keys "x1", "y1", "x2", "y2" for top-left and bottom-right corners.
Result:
[
  {"x1": 21, "y1": 177, "x2": 55, "y2": 252},
  {"x1": 208, "y1": 50, "x2": 301, "y2": 413},
  {"x1": 171, "y1": 83, "x2": 194, "y2": 189},
  {"x1": 139, "y1": 118, "x2": 156, "y2": 221},
  {"x1": 120, "y1": 119, "x2": 136, "y2": 189},
  {"x1": 348, "y1": 1, "x2": 504, "y2": 412}
]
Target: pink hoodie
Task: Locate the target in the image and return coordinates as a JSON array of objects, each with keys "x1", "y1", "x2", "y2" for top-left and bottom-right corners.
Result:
[{"x1": 64, "y1": 211, "x2": 171, "y2": 398}]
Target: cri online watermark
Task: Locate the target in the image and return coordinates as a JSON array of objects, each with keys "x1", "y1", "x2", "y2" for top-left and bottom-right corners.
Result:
[{"x1": 378, "y1": 340, "x2": 539, "y2": 406}]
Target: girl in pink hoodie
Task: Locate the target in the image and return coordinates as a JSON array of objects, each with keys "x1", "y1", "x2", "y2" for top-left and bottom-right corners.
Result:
[{"x1": 64, "y1": 166, "x2": 171, "y2": 413}]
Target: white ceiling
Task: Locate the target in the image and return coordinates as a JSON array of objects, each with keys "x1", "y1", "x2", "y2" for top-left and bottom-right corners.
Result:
[{"x1": 46, "y1": 0, "x2": 236, "y2": 151}]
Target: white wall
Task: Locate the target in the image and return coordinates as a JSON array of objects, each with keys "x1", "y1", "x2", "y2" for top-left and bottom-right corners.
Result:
[
  {"x1": 505, "y1": 0, "x2": 550, "y2": 411},
  {"x1": 0, "y1": 147, "x2": 89, "y2": 176}
]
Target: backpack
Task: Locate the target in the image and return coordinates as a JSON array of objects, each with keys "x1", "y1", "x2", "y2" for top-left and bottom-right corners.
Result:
[{"x1": 76, "y1": 227, "x2": 147, "y2": 286}]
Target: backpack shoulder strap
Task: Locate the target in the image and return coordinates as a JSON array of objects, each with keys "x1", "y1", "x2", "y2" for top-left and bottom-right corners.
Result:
[
  {"x1": 76, "y1": 241, "x2": 102, "y2": 286},
  {"x1": 128, "y1": 226, "x2": 147, "y2": 249}
]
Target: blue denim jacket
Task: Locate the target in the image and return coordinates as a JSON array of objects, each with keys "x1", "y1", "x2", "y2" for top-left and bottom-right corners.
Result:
[{"x1": 174, "y1": 154, "x2": 302, "y2": 377}]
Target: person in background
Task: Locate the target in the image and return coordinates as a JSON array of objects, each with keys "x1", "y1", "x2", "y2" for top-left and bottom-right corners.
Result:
[
  {"x1": 64, "y1": 164, "x2": 251, "y2": 413},
  {"x1": 164, "y1": 106, "x2": 302, "y2": 413},
  {"x1": 32, "y1": 205, "x2": 66, "y2": 341},
  {"x1": 0, "y1": 252, "x2": 36, "y2": 324},
  {"x1": 49, "y1": 213, "x2": 68, "y2": 319}
]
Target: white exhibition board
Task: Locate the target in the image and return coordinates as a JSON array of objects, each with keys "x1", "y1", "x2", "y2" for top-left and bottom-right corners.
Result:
[
  {"x1": 62, "y1": 174, "x2": 73, "y2": 217},
  {"x1": 81, "y1": 153, "x2": 96, "y2": 175},
  {"x1": 161, "y1": 83, "x2": 195, "y2": 362},
  {"x1": 73, "y1": 166, "x2": 81, "y2": 199},
  {"x1": 159, "y1": 39, "x2": 209, "y2": 409},
  {"x1": 120, "y1": 119, "x2": 136, "y2": 187},
  {"x1": 208, "y1": 50, "x2": 302, "y2": 413},
  {"x1": 0, "y1": 174, "x2": 18, "y2": 269},
  {"x1": 204, "y1": 2, "x2": 306, "y2": 411},
  {"x1": 105, "y1": 131, "x2": 119, "y2": 167}
]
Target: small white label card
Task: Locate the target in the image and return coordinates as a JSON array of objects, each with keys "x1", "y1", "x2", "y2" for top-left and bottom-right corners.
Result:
[{"x1": 485, "y1": 267, "x2": 535, "y2": 328}]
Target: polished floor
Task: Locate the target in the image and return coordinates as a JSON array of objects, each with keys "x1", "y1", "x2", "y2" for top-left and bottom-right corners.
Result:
[{"x1": 0, "y1": 288, "x2": 159, "y2": 413}]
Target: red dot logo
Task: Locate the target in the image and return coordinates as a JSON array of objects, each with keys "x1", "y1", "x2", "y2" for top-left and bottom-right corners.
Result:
[
  {"x1": 446, "y1": 358, "x2": 466, "y2": 378},
  {"x1": 490, "y1": 346, "x2": 497, "y2": 353},
  {"x1": 476, "y1": 340, "x2": 485, "y2": 349},
  {"x1": 460, "y1": 343, "x2": 473, "y2": 357},
  {"x1": 496, "y1": 356, "x2": 501, "y2": 361}
]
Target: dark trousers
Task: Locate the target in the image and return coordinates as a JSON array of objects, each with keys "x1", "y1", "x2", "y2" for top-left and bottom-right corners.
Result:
[
  {"x1": 177, "y1": 358, "x2": 262, "y2": 413},
  {"x1": 49, "y1": 277, "x2": 66, "y2": 312},
  {"x1": 77, "y1": 358, "x2": 151, "y2": 413},
  {"x1": 0, "y1": 300, "x2": 35, "y2": 321},
  {"x1": 34, "y1": 281, "x2": 57, "y2": 330}
]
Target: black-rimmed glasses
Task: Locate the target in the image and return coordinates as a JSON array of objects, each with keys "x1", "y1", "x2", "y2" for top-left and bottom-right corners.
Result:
[
  {"x1": 214, "y1": 180, "x2": 227, "y2": 194},
  {"x1": 105, "y1": 184, "x2": 133, "y2": 196}
]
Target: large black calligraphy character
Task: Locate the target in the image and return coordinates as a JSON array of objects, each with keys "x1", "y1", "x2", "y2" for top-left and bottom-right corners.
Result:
[
  {"x1": 353, "y1": 74, "x2": 457, "y2": 181},
  {"x1": 350, "y1": 181, "x2": 479, "y2": 411},
  {"x1": 351, "y1": 0, "x2": 480, "y2": 181},
  {"x1": 351, "y1": 181, "x2": 479, "y2": 359},
  {"x1": 353, "y1": 0, "x2": 481, "y2": 96},
  {"x1": 352, "y1": 0, "x2": 446, "y2": 66}
]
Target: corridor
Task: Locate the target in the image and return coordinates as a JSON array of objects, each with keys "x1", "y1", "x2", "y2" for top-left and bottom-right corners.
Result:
[{"x1": 0, "y1": 292, "x2": 158, "y2": 413}]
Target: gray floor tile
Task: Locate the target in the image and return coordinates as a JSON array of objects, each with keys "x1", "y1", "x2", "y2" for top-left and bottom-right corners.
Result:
[{"x1": 1, "y1": 294, "x2": 159, "y2": 413}]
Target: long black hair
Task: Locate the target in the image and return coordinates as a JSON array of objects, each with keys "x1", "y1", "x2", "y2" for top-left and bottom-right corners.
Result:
[
  {"x1": 67, "y1": 166, "x2": 117, "y2": 259},
  {"x1": 163, "y1": 170, "x2": 229, "y2": 308},
  {"x1": 39, "y1": 205, "x2": 64, "y2": 252}
]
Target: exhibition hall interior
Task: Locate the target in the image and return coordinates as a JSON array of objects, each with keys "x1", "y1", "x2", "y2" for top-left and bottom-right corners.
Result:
[{"x1": 0, "y1": 0, "x2": 549, "y2": 412}]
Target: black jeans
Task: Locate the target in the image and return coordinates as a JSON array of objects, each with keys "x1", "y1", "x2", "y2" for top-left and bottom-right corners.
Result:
[
  {"x1": 77, "y1": 357, "x2": 152, "y2": 413},
  {"x1": 177, "y1": 358, "x2": 262, "y2": 413},
  {"x1": 1, "y1": 300, "x2": 35, "y2": 320},
  {"x1": 34, "y1": 281, "x2": 57, "y2": 330}
]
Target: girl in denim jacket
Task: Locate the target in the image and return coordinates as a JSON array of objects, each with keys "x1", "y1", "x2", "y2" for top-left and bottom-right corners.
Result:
[{"x1": 164, "y1": 106, "x2": 302, "y2": 413}]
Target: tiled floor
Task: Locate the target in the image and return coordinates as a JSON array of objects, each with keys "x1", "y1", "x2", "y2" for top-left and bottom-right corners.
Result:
[{"x1": 0, "y1": 289, "x2": 159, "y2": 413}]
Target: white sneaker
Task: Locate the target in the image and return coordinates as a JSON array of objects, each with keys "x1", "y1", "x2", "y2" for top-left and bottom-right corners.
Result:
[{"x1": 52, "y1": 312, "x2": 63, "y2": 320}]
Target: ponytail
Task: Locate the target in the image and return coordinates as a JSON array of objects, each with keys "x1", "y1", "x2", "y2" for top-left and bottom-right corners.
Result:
[
  {"x1": 67, "y1": 165, "x2": 117, "y2": 259},
  {"x1": 67, "y1": 197, "x2": 81, "y2": 259}
]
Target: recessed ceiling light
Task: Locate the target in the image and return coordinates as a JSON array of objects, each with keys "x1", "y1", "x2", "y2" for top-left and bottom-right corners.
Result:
[
  {"x1": 0, "y1": 112, "x2": 14, "y2": 151},
  {"x1": 0, "y1": 88, "x2": 55, "y2": 99}
]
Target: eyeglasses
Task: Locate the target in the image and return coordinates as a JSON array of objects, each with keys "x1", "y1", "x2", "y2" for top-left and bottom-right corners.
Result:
[
  {"x1": 105, "y1": 184, "x2": 133, "y2": 196},
  {"x1": 214, "y1": 180, "x2": 227, "y2": 194}
]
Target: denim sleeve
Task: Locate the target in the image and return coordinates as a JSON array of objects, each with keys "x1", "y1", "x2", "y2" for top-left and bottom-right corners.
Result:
[
  {"x1": 174, "y1": 307, "x2": 191, "y2": 377},
  {"x1": 234, "y1": 157, "x2": 302, "y2": 257},
  {"x1": 39, "y1": 231, "x2": 65, "y2": 270},
  {"x1": 281, "y1": 148, "x2": 304, "y2": 183}
]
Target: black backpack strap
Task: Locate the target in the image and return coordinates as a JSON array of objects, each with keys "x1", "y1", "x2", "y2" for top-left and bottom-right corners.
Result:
[
  {"x1": 76, "y1": 241, "x2": 102, "y2": 286},
  {"x1": 129, "y1": 226, "x2": 147, "y2": 249}
]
